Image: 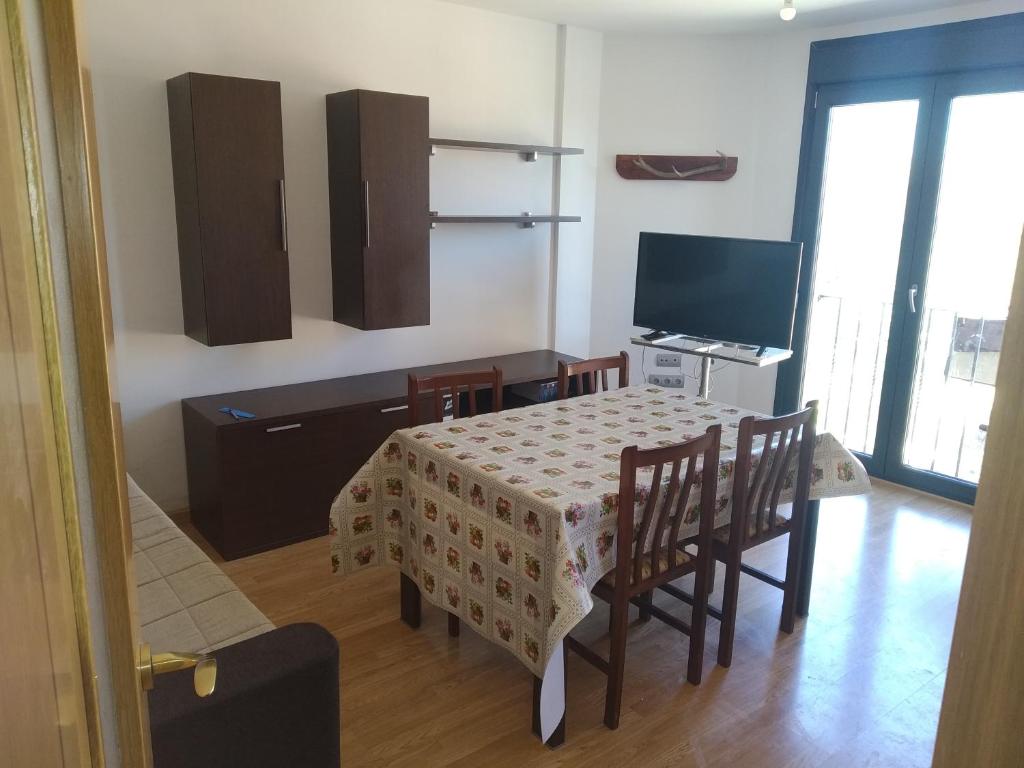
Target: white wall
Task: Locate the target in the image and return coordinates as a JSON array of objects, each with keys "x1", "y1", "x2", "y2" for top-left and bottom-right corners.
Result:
[
  {"x1": 84, "y1": 0, "x2": 601, "y2": 510},
  {"x1": 553, "y1": 26, "x2": 603, "y2": 354},
  {"x1": 590, "y1": 0, "x2": 1024, "y2": 414},
  {"x1": 87, "y1": 0, "x2": 1018, "y2": 510}
]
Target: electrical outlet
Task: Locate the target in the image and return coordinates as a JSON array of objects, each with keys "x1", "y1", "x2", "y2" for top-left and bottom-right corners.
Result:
[
  {"x1": 655, "y1": 353, "x2": 682, "y2": 367},
  {"x1": 647, "y1": 373, "x2": 685, "y2": 388}
]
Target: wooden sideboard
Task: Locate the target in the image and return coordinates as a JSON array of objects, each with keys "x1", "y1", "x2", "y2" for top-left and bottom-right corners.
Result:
[{"x1": 181, "y1": 349, "x2": 579, "y2": 560}]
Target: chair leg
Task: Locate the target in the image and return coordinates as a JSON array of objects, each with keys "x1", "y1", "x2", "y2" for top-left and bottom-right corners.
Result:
[
  {"x1": 637, "y1": 590, "x2": 653, "y2": 622},
  {"x1": 688, "y1": 553, "x2": 710, "y2": 685},
  {"x1": 780, "y1": 525, "x2": 805, "y2": 634},
  {"x1": 608, "y1": 599, "x2": 628, "y2": 633},
  {"x1": 604, "y1": 596, "x2": 630, "y2": 729},
  {"x1": 400, "y1": 573, "x2": 421, "y2": 629},
  {"x1": 718, "y1": 552, "x2": 741, "y2": 668},
  {"x1": 707, "y1": 560, "x2": 717, "y2": 594},
  {"x1": 448, "y1": 612, "x2": 460, "y2": 637}
]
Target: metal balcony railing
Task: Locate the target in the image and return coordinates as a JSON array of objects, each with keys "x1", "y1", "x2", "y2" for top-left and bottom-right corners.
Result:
[{"x1": 803, "y1": 294, "x2": 1001, "y2": 483}]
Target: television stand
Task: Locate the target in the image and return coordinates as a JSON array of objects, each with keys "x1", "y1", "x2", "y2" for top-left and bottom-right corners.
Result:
[
  {"x1": 631, "y1": 334, "x2": 792, "y2": 399},
  {"x1": 640, "y1": 329, "x2": 683, "y2": 343}
]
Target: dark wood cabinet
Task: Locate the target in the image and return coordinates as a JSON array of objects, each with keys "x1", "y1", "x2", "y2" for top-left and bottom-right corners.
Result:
[
  {"x1": 167, "y1": 73, "x2": 291, "y2": 346},
  {"x1": 185, "y1": 405, "x2": 407, "y2": 559},
  {"x1": 181, "y1": 350, "x2": 578, "y2": 559},
  {"x1": 326, "y1": 89, "x2": 429, "y2": 330}
]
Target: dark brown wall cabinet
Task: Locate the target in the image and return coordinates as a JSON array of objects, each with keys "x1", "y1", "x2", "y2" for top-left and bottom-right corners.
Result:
[
  {"x1": 167, "y1": 73, "x2": 292, "y2": 346},
  {"x1": 326, "y1": 90, "x2": 429, "y2": 330}
]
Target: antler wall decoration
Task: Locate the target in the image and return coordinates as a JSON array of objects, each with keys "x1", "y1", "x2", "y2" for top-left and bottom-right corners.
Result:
[{"x1": 616, "y1": 151, "x2": 738, "y2": 181}]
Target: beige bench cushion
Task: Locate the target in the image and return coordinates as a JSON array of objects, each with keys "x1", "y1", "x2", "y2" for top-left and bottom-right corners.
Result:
[{"x1": 129, "y1": 475, "x2": 274, "y2": 654}]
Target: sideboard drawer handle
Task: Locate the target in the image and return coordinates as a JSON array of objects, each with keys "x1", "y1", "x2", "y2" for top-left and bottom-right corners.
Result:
[
  {"x1": 380, "y1": 404, "x2": 409, "y2": 414},
  {"x1": 265, "y1": 423, "x2": 302, "y2": 433}
]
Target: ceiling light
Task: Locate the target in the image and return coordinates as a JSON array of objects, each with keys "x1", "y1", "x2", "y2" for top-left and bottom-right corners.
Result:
[{"x1": 780, "y1": 0, "x2": 796, "y2": 21}]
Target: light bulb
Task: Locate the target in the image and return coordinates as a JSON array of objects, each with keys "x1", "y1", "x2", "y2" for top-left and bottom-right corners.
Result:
[{"x1": 780, "y1": 0, "x2": 796, "y2": 20}]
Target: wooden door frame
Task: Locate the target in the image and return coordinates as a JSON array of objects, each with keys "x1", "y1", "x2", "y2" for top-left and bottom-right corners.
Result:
[
  {"x1": 10, "y1": 0, "x2": 151, "y2": 764},
  {"x1": 933, "y1": 230, "x2": 1024, "y2": 764},
  {"x1": 1, "y1": 1, "x2": 97, "y2": 763}
]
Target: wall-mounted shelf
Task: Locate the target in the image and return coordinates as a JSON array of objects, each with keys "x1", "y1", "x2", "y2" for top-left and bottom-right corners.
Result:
[
  {"x1": 429, "y1": 137, "x2": 584, "y2": 161},
  {"x1": 428, "y1": 138, "x2": 584, "y2": 227},
  {"x1": 429, "y1": 213, "x2": 582, "y2": 229}
]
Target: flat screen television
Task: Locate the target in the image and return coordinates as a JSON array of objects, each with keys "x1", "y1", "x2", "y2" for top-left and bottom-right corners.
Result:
[{"x1": 633, "y1": 232, "x2": 802, "y2": 350}]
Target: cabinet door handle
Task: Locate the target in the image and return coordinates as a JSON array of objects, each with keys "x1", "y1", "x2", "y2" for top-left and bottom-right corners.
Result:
[
  {"x1": 380, "y1": 404, "x2": 409, "y2": 414},
  {"x1": 279, "y1": 179, "x2": 289, "y2": 253},
  {"x1": 265, "y1": 423, "x2": 302, "y2": 433},
  {"x1": 362, "y1": 180, "x2": 370, "y2": 248}
]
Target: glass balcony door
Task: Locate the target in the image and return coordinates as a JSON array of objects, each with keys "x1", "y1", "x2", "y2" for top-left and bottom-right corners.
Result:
[
  {"x1": 799, "y1": 96, "x2": 921, "y2": 459},
  {"x1": 791, "y1": 68, "x2": 1024, "y2": 503},
  {"x1": 884, "y1": 70, "x2": 1024, "y2": 499}
]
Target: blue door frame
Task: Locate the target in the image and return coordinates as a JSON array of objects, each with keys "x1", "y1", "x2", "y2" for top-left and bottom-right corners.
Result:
[{"x1": 775, "y1": 13, "x2": 1024, "y2": 504}]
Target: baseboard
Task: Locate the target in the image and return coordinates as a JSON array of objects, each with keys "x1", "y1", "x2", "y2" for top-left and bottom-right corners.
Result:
[{"x1": 167, "y1": 507, "x2": 191, "y2": 526}]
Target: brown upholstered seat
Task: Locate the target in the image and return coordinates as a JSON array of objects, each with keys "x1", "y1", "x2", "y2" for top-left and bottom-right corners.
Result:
[
  {"x1": 713, "y1": 507, "x2": 792, "y2": 543},
  {"x1": 599, "y1": 548, "x2": 695, "y2": 587}
]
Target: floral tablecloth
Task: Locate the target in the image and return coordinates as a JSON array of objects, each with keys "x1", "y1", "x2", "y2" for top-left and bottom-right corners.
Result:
[{"x1": 328, "y1": 386, "x2": 870, "y2": 735}]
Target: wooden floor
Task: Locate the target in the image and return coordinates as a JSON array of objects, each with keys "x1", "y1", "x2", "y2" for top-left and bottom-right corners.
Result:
[{"x1": 185, "y1": 480, "x2": 971, "y2": 767}]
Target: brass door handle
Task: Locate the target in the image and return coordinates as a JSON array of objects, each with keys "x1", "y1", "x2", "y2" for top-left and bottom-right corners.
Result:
[{"x1": 138, "y1": 643, "x2": 217, "y2": 697}]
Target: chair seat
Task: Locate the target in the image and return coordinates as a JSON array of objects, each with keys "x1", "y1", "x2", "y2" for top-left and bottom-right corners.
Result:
[
  {"x1": 713, "y1": 508, "x2": 792, "y2": 544},
  {"x1": 600, "y1": 548, "x2": 694, "y2": 587}
]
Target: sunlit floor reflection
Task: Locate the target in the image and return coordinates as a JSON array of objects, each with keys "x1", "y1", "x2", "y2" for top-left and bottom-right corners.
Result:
[{"x1": 789, "y1": 483, "x2": 970, "y2": 765}]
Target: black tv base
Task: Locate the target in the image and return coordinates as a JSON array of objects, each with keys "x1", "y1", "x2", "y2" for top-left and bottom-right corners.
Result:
[{"x1": 640, "y1": 329, "x2": 682, "y2": 342}]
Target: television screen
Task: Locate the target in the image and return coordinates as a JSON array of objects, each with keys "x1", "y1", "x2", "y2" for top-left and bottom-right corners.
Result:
[{"x1": 633, "y1": 232, "x2": 802, "y2": 350}]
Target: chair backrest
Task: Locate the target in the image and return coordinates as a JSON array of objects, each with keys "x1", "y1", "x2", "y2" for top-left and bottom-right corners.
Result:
[
  {"x1": 614, "y1": 425, "x2": 721, "y2": 591},
  {"x1": 407, "y1": 367, "x2": 504, "y2": 426},
  {"x1": 728, "y1": 401, "x2": 818, "y2": 548},
  {"x1": 557, "y1": 351, "x2": 629, "y2": 399}
]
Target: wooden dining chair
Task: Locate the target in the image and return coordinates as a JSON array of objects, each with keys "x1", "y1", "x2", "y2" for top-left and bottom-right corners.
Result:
[
  {"x1": 406, "y1": 366, "x2": 504, "y2": 637},
  {"x1": 713, "y1": 401, "x2": 817, "y2": 668},
  {"x1": 566, "y1": 425, "x2": 721, "y2": 729},
  {"x1": 557, "y1": 351, "x2": 629, "y2": 399},
  {"x1": 407, "y1": 366, "x2": 503, "y2": 426}
]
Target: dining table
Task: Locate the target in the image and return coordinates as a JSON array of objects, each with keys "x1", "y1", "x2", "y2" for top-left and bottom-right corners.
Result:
[{"x1": 328, "y1": 384, "x2": 871, "y2": 744}]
